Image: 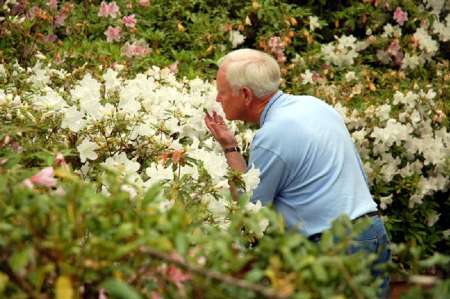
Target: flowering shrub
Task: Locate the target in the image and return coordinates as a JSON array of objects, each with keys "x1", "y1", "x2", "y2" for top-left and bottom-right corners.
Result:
[{"x1": 1, "y1": 57, "x2": 449, "y2": 255}]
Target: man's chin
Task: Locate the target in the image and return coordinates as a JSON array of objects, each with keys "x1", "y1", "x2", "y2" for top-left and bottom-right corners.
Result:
[{"x1": 224, "y1": 114, "x2": 233, "y2": 121}]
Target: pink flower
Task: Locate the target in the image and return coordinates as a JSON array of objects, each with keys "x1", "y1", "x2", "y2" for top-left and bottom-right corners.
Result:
[
  {"x1": 121, "y1": 41, "x2": 150, "y2": 57},
  {"x1": 54, "y1": 12, "x2": 67, "y2": 27},
  {"x1": 168, "y1": 61, "x2": 179, "y2": 74},
  {"x1": 387, "y1": 38, "x2": 404, "y2": 66},
  {"x1": 55, "y1": 152, "x2": 69, "y2": 169},
  {"x1": 43, "y1": 34, "x2": 58, "y2": 43},
  {"x1": 98, "y1": 1, "x2": 120, "y2": 18},
  {"x1": 151, "y1": 292, "x2": 162, "y2": 299},
  {"x1": 139, "y1": 0, "x2": 150, "y2": 7},
  {"x1": 122, "y1": 14, "x2": 137, "y2": 28},
  {"x1": 104, "y1": 26, "x2": 122, "y2": 43},
  {"x1": 22, "y1": 179, "x2": 34, "y2": 189},
  {"x1": 27, "y1": 167, "x2": 57, "y2": 188},
  {"x1": 267, "y1": 36, "x2": 286, "y2": 64},
  {"x1": 47, "y1": 0, "x2": 57, "y2": 10},
  {"x1": 393, "y1": 7, "x2": 408, "y2": 26},
  {"x1": 98, "y1": 289, "x2": 108, "y2": 299},
  {"x1": 166, "y1": 265, "x2": 191, "y2": 289}
]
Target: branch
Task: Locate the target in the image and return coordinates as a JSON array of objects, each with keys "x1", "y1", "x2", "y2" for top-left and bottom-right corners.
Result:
[
  {"x1": 140, "y1": 246, "x2": 289, "y2": 299},
  {"x1": 335, "y1": 261, "x2": 364, "y2": 299},
  {"x1": 1, "y1": 262, "x2": 43, "y2": 299}
]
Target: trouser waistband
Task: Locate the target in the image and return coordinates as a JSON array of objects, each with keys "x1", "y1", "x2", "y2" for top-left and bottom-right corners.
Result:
[{"x1": 307, "y1": 211, "x2": 380, "y2": 242}]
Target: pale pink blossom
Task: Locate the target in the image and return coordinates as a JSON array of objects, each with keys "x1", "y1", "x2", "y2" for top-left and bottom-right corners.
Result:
[
  {"x1": 122, "y1": 14, "x2": 137, "y2": 28},
  {"x1": 22, "y1": 179, "x2": 34, "y2": 189},
  {"x1": 98, "y1": 289, "x2": 108, "y2": 299},
  {"x1": 166, "y1": 265, "x2": 191, "y2": 289},
  {"x1": 54, "y1": 12, "x2": 67, "y2": 27},
  {"x1": 122, "y1": 41, "x2": 150, "y2": 57},
  {"x1": 151, "y1": 292, "x2": 162, "y2": 299},
  {"x1": 393, "y1": 7, "x2": 408, "y2": 26},
  {"x1": 104, "y1": 26, "x2": 122, "y2": 43},
  {"x1": 43, "y1": 34, "x2": 57, "y2": 43},
  {"x1": 48, "y1": 0, "x2": 57, "y2": 10},
  {"x1": 25, "y1": 167, "x2": 57, "y2": 188},
  {"x1": 139, "y1": 0, "x2": 150, "y2": 7},
  {"x1": 55, "y1": 152, "x2": 69, "y2": 169},
  {"x1": 168, "y1": 61, "x2": 179, "y2": 74},
  {"x1": 267, "y1": 36, "x2": 286, "y2": 64},
  {"x1": 387, "y1": 38, "x2": 404, "y2": 66},
  {"x1": 98, "y1": 1, "x2": 120, "y2": 18},
  {"x1": 53, "y1": 186, "x2": 66, "y2": 196}
]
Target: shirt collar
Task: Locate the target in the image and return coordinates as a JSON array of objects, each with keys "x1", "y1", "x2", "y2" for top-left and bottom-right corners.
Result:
[{"x1": 259, "y1": 90, "x2": 283, "y2": 127}]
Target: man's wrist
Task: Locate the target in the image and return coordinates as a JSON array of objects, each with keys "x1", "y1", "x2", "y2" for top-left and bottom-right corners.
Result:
[{"x1": 223, "y1": 146, "x2": 241, "y2": 154}]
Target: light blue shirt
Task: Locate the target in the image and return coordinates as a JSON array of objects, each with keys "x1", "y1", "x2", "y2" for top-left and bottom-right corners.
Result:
[{"x1": 248, "y1": 91, "x2": 378, "y2": 236}]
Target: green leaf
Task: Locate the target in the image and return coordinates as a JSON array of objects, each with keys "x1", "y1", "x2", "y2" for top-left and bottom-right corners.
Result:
[
  {"x1": 143, "y1": 183, "x2": 162, "y2": 205},
  {"x1": 311, "y1": 262, "x2": 328, "y2": 282},
  {"x1": 245, "y1": 268, "x2": 265, "y2": 282},
  {"x1": 175, "y1": 232, "x2": 188, "y2": 256},
  {"x1": 8, "y1": 247, "x2": 32, "y2": 274},
  {"x1": 101, "y1": 279, "x2": 142, "y2": 299},
  {"x1": 0, "y1": 272, "x2": 9, "y2": 293}
]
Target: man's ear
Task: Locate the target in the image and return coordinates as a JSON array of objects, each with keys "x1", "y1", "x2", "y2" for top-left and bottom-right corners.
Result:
[{"x1": 241, "y1": 87, "x2": 253, "y2": 107}]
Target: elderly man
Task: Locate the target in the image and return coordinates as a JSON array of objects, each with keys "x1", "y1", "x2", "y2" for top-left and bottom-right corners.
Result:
[{"x1": 204, "y1": 49, "x2": 390, "y2": 297}]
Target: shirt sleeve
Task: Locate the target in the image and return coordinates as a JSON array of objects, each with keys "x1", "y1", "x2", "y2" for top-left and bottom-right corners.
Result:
[{"x1": 248, "y1": 146, "x2": 290, "y2": 206}]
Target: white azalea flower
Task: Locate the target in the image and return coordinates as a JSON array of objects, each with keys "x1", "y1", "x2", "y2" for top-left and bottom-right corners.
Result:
[
  {"x1": 71, "y1": 73, "x2": 102, "y2": 103},
  {"x1": 413, "y1": 28, "x2": 439, "y2": 55},
  {"x1": 245, "y1": 200, "x2": 262, "y2": 213},
  {"x1": 321, "y1": 35, "x2": 361, "y2": 67},
  {"x1": 61, "y1": 106, "x2": 86, "y2": 132},
  {"x1": 379, "y1": 195, "x2": 393, "y2": 210},
  {"x1": 0, "y1": 90, "x2": 6, "y2": 105},
  {"x1": 118, "y1": 96, "x2": 141, "y2": 116},
  {"x1": 309, "y1": 16, "x2": 321, "y2": 31},
  {"x1": 402, "y1": 53, "x2": 421, "y2": 70},
  {"x1": 432, "y1": 14, "x2": 450, "y2": 41},
  {"x1": 257, "y1": 218, "x2": 269, "y2": 236},
  {"x1": 375, "y1": 104, "x2": 391, "y2": 121},
  {"x1": 158, "y1": 199, "x2": 174, "y2": 212},
  {"x1": 427, "y1": 212, "x2": 440, "y2": 227},
  {"x1": 243, "y1": 165, "x2": 261, "y2": 193},
  {"x1": 0, "y1": 64, "x2": 6, "y2": 78},
  {"x1": 301, "y1": 69, "x2": 314, "y2": 85},
  {"x1": 28, "y1": 62, "x2": 50, "y2": 88},
  {"x1": 102, "y1": 152, "x2": 140, "y2": 175},
  {"x1": 103, "y1": 68, "x2": 121, "y2": 93},
  {"x1": 145, "y1": 164, "x2": 173, "y2": 187},
  {"x1": 190, "y1": 148, "x2": 228, "y2": 182},
  {"x1": 229, "y1": 30, "x2": 245, "y2": 48},
  {"x1": 207, "y1": 198, "x2": 228, "y2": 217},
  {"x1": 77, "y1": 138, "x2": 99, "y2": 163},
  {"x1": 31, "y1": 87, "x2": 67, "y2": 111},
  {"x1": 344, "y1": 71, "x2": 356, "y2": 82}
]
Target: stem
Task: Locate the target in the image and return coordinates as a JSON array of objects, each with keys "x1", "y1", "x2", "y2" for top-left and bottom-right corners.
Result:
[
  {"x1": 336, "y1": 260, "x2": 364, "y2": 299},
  {"x1": 1, "y1": 262, "x2": 43, "y2": 299},
  {"x1": 140, "y1": 247, "x2": 289, "y2": 299}
]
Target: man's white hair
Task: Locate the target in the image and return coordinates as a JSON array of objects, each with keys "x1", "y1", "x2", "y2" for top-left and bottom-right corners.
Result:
[{"x1": 218, "y1": 49, "x2": 281, "y2": 98}]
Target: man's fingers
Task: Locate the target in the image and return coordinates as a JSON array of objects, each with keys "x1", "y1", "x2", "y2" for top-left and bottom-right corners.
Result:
[
  {"x1": 204, "y1": 115, "x2": 218, "y2": 137},
  {"x1": 212, "y1": 111, "x2": 225, "y2": 125},
  {"x1": 212, "y1": 111, "x2": 221, "y2": 123}
]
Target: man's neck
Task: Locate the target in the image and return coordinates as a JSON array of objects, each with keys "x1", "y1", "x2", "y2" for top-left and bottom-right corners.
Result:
[{"x1": 246, "y1": 91, "x2": 277, "y2": 125}]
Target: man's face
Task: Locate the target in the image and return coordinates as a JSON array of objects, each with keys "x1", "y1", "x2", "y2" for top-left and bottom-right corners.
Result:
[{"x1": 215, "y1": 67, "x2": 244, "y2": 121}]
